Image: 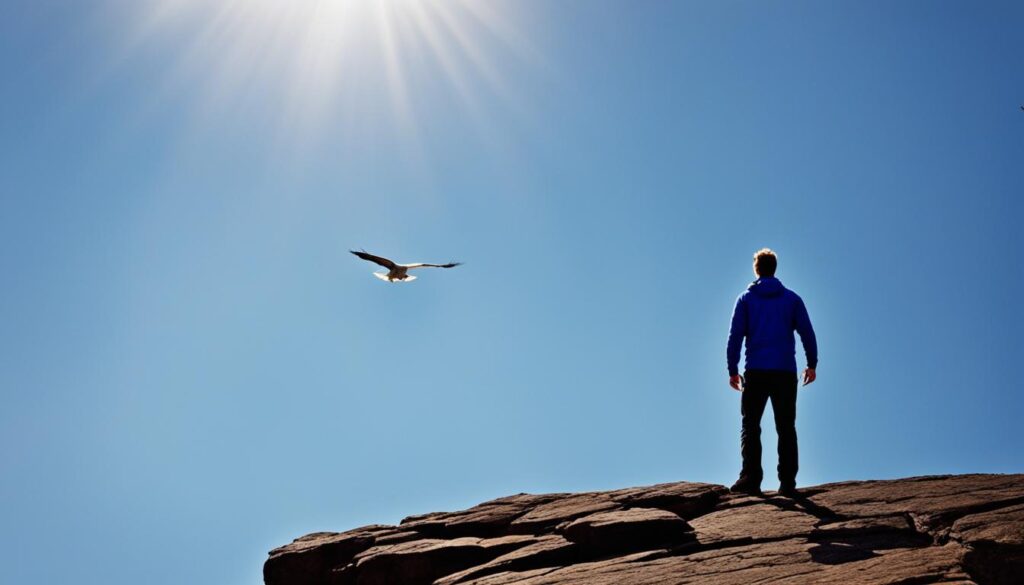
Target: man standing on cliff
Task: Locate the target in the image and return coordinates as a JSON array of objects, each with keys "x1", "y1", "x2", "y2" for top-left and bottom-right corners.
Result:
[{"x1": 727, "y1": 249, "x2": 818, "y2": 497}]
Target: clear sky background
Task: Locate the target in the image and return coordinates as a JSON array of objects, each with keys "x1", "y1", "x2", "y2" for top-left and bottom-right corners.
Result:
[{"x1": 2, "y1": 1, "x2": 1022, "y2": 584}]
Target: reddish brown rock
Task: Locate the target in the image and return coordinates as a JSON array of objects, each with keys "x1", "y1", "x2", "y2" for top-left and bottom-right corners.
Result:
[
  {"x1": 607, "y1": 481, "x2": 728, "y2": 518},
  {"x1": 371, "y1": 530, "x2": 421, "y2": 545},
  {"x1": 950, "y1": 502, "x2": 1024, "y2": 546},
  {"x1": 559, "y1": 508, "x2": 693, "y2": 552},
  {"x1": 452, "y1": 567, "x2": 561, "y2": 585},
  {"x1": 951, "y1": 503, "x2": 1024, "y2": 585},
  {"x1": 809, "y1": 514, "x2": 932, "y2": 551},
  {"x1": 434, "y1": 535, "x2": 578, "y2": 585},
  {"x1": 710, "y1": 492, "x2": 773, "y2": 510},
  {"x1": 457, "y1": 540, "x2": 969, "y2": 585},
  {"x1": 401, "y1": 494, "x2": 563, "y2": 538},
  {"x1": 807, "y1": 473, "x2": 1024, "y2": 537},
  {"x1": 688, "y1": 502, "x2": 818, "y2": 546},
  {"x1": 456, "y1": 550, "x2": 669, "y2": 585},
  {"x1": 812, "y1": 514, "x2": 915, "y2": 537},
  {"x1": 264, "y1": 526, "x2": 396, "y2": 585},
  {"x1": 507, "y1": 493, "x2": 619, "y2": 534},
  {"x1": 334, "y1": 535, "x2": 537, "y2": 585},
  {"x1": 265, "y1": 474, "x2": 1023, "y2": 585}
]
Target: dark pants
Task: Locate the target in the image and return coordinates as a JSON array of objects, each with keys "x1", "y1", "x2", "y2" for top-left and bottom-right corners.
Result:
[{"x1": 740, "y1": 369, "x2": 799, "y2": 486}]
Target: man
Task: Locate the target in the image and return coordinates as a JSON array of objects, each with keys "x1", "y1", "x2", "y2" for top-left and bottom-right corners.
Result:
[{"x1": 727, "y1": 248, "x2": 818, "y2": 497}]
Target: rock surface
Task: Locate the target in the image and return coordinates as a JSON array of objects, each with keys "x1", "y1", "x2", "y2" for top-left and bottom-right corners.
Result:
[
  {"x1": 265, "y1": 474, "x2": 1024, "y2": 585},
  {"x1": 560, "y1": 508, "x2": 694, "y2": 552}
]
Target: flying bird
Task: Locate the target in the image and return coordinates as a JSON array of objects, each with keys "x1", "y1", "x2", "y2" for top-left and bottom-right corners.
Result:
[{"x1": 350, "y1": 250, "x2": 462, "y2": 282}]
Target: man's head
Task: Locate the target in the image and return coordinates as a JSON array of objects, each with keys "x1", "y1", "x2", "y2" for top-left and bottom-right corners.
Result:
[{"x1": 752, "y1": 248, "x2": 777, "y2": 278}]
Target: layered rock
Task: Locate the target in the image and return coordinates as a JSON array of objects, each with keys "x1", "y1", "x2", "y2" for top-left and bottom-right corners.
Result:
[{"x1": 265, "y1": 474, "x2": 1024, "y2": 585}]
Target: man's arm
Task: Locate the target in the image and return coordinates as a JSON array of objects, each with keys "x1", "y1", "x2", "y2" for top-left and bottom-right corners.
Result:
[
  {"x1": 794, "y1": 296, "x2": 818, "y2": 384},
  {"x1": 726, "y1": 296, "x2": 746, "y2": 385}
]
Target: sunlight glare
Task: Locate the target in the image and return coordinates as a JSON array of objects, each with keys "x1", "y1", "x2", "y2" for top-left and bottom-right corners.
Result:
[{"x1": 113, "y1": 0, "x2": 535, "y2": 149}]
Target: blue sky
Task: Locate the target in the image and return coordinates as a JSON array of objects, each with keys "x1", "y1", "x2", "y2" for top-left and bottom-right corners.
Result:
[{"x1": 1, "y1": 1, "x2": 1022, "y2": 584}]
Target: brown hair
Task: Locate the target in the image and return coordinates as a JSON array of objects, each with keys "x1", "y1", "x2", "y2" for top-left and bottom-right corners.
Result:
[{"x1": 753, "y1": 248, "x2": 777, "y2": 277}]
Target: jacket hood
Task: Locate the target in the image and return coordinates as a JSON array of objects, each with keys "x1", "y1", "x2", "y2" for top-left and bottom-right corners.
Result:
[{"x1": 748, "y1": 276, "x2": 786, "y2": 298}]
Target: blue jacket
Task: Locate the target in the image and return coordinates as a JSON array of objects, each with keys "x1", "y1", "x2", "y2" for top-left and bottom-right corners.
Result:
[{"x1": 727, "y1": 277, "x2": 818, "y2": 376}]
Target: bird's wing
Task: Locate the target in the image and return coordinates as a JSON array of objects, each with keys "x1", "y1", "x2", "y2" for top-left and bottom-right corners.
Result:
[
  {"x1": 351, "y1": 250, "x2": 396, "y2": 269},
  {"x1": 402, "y1": 262, "x2": 462, "y2": 270}
]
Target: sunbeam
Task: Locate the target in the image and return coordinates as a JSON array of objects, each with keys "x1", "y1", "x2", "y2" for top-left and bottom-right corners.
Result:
[{"x1": 109, "y1": 0, "x2": 537, "y2": 150}]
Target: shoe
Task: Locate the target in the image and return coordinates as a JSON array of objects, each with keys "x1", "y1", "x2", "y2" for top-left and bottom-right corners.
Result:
[
  {"x1": 730, "y1": 478, "x2": 763, "y2": 496},
  {"x1": 778, "y1": 483, "x2": 799, "y2": 498}
]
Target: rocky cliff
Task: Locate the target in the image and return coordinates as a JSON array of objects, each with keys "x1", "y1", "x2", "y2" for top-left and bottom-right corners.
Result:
[{"x1": 265, "y1": 474, "x2": 1023, "y2": 585}]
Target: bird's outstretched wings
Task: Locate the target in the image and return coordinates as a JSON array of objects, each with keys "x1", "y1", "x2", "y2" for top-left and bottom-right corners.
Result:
[
  {"x1": 403, "y1": 262, "x2": 462, "y2": 270},
  {"x1": 350, "y1": 250, "x2": 396, "y2": 269}
]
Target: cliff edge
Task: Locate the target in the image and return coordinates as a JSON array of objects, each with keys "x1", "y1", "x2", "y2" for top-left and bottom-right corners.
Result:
[{"x1": 265, "y1": 474, "x2": 1024, "y2": 585}]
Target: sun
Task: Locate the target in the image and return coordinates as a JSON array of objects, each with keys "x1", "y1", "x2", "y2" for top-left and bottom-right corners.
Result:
[{"x1": 111, "y1": 0, "x2": 536, "y2": 147}]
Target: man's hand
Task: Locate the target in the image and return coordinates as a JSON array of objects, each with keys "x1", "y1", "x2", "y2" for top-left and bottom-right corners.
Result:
[
  {"x1": 802, "y1": 368, "x2": 816, "y2": 386},
  {"x1": 729, "y1": 374, "x2": 743, "y2": 392}
]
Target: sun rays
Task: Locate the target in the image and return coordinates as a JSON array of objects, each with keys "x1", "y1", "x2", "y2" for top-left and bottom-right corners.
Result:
[{"x1": 111, "y1": 0, "x2": 538, "y2": 150}]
